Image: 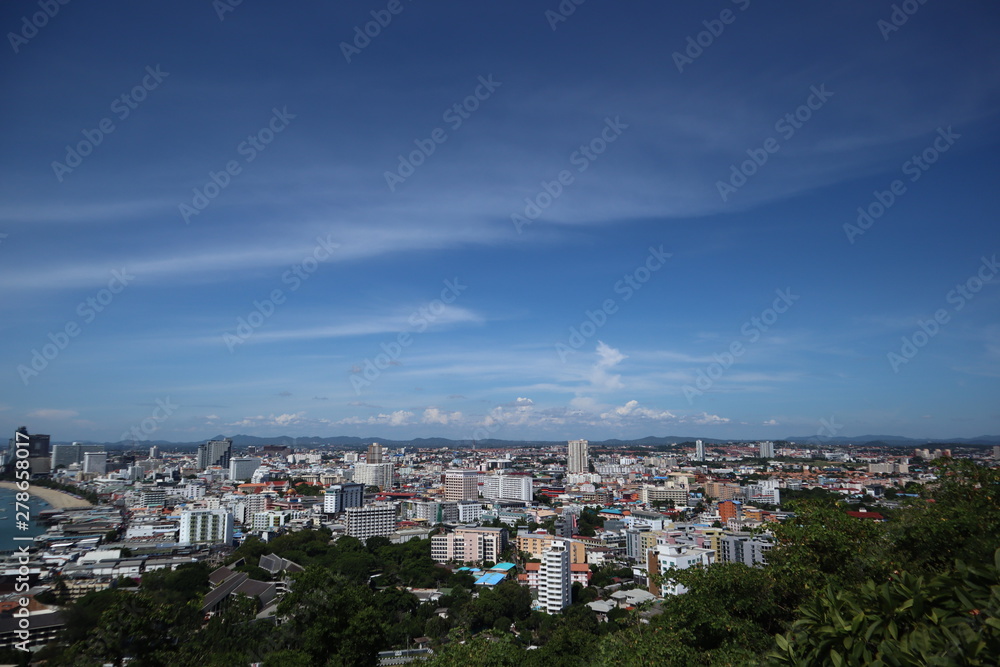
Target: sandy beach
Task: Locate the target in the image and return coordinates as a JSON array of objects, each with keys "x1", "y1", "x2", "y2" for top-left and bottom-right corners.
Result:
[{"x1": 0, "y1": 482, "x2": 93, "y2": 509}]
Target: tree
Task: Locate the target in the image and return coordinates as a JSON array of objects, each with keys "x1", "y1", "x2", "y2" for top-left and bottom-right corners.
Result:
[{"x1": 769, "y1": 551, "x2": 1000, "y2": 666}]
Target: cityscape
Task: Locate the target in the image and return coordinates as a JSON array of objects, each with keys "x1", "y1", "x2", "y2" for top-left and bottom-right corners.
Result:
[
  {"x1": 1, "y1": 427, "x2": 998, "y2": 663},
  {"x1": 3, "y1": 1, "x2": 1000, "y2": 665}
]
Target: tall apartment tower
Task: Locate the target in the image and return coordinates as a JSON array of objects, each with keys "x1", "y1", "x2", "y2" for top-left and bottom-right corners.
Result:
[
  {"x1": 567, "y1": 439, "x2": 589, "y2": 473},
  {"x1": 82, "y1": 451, "x2": 108, "y2": 475},
  {"x1": 538, "y1": 539, "x2": 572, "y2": 614},
  {"x1": 197, "y1": 438, "x2": 233, "y2": 470},
  {"x1": 178, "y1": 509, "x2": 234, "y2": 545},
  {"x1": 759, "y1": 441, "x2": 774, "y2": 459},
  {"x1": 323, "y1": 483, "x2": 365, "y2": 514},
  {"x1": 444, "y1": 470, "x2": 479, "y2": 501},
  {"x1": 354, "y1": 462, "x2": 394, "y2": 490},
  {"x1": 229, "y1": 456, "x2": 262, "y2": 482},
  {"x1": 367, "y1": 442, "x2": 383, "y2": 463},
  {"x1": 695, "y1": 439, "x2": 705, "y2": 461},
  {"x1": 345, "y1": 503, "x2": 396, "y2": 542}
]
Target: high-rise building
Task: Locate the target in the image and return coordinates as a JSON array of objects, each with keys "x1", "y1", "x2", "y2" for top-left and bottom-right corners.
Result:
[
  {"x1": 228, "y1": 457, "x2": 261, "y2": 482},
  {"x1": 694, "y1": 439, "x2": 705, "y2": 461},
  {"x1": 647, "y1": 543, "x2": 715, "y2": 595},
  {"x1": 538, "y1": 539, "x2": 572, "y2": 614},
  {"x1": 481, "y1": 473, "x2": 533, "y2": 502},
  {"x1": 197, "y1": 438, "x2": 233, "y2": 470},
  {"x1": 367, "y1": 442, "x2": 383, "y2": 463},
  {"x1": 149, "y1": 445, "x2": 159, "y2": 460},
  {"x1": 567, "y1": 439, "x2": 589, "y2": 473},
  {"x1": 354, "y1": 462, "x2": 394, "y2": 489},
  {"x1": 430, "y1": 527, "x2": 508, "y2": 565},
  {"x1": 7, "y1": 427, "x2": 50, "y2": 475},
  {"x1": 719, "y1": 533, "x2": 773, "y2": 566},
  {"x1": 759, "y1": 441, "x2": 774, "y2": 458},
  {"x1": 178, "y1": 510, "x2": 234, "y2": 545},
  {"x1": 444, "y1": 470, "x2": 479, "y2": 501},
  {"x1": 323, "y1": 483, "x2": 365, "y2": 513},
  {"x1": 82, "y1": 451, "x2": 107, "y2": 475},
  {"x1": 50, "y1": 443, "x2": 105, "y2": 472},
  {"x1": 719, "y1": 500, "x2": 742, "y2": 524},
  {"x1": 345, "y1": 503, "x2": 396, "y2": 542}
]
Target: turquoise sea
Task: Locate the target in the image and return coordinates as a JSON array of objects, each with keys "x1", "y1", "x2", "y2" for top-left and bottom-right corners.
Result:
[{"x1": 0, "y1": 487, "x2": 52, "y2": 551}]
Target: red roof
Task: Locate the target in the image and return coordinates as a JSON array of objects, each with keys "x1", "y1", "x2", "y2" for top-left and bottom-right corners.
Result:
[{"x1": 847, "y1": 511, "x2": 885, "y2": 520}]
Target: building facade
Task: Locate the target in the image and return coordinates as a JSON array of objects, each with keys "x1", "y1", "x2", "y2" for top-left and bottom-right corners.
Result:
[
  {"x1": 345, "y1": 503, "x2": 397, "y2": 542},
  {"x1": 178, "y1": 510, "x2": 234, "y2": 545},
  {"x1": 481, "y1": 474, "x2": 533, "y2": 503},
  {"x1": 323, "y1": 483, "x2": 365, "y2": 514},
  {"x1": 538, "y1": 540, "x2": 572, "y2": 613},
  {"x1": 444, "y1": 470, "x2": 479, "y2": 501},
  {"x1": 229, "y1": 457, "x2": 261, "y2": 482},
  {"x1": 430, "y1": 527, "x2": 507, "y2": 565},
  {"x1": 567, "y1": 439, "x2": 589, "y2": 473}
]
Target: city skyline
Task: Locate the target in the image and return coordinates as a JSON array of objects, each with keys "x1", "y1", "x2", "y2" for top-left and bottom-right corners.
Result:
[{"x1": 3, "y1": 2, "x2": 1000, "y2": 443}]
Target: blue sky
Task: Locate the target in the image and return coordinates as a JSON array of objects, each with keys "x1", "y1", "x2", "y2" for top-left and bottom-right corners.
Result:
[{"x1": 2, "y1": 1, "x2": 999, "y2": 443}]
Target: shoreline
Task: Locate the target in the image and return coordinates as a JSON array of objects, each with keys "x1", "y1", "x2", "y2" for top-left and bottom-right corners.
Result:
[{"x1": 0, "y1": 481, "x2": 93, "y2": 509}]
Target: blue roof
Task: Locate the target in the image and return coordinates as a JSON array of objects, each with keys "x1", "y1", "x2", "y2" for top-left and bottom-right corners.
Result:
[
  {"x1": 490, "y1": 562, "x2": 516, "y2": 572},
  {"x1": 475, "y1": 572, "x2": 506, "y2": 587}
]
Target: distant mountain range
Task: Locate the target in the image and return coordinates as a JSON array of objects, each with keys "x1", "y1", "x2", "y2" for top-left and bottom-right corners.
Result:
[{"x1": 50, "y1": 433, "x2": 1000, "y2": 450}]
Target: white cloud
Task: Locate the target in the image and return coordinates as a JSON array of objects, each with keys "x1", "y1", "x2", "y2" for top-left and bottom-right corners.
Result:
[
  {"x1": 338, "y1": 410, "x2": 414, "y2": 427},
  {"x1": 227, "y1": 412, "x2": 306, "y2": 428},
  {"x1": 762, "y1": 419, "x2": 778, "y2": 425},
  {"x1": 589, "y1": 341, "x2": 626, "y2": 391},
  {"x1": 600, "y1": 400, "x2": 676, "y2": 421},
  {"x1": 688, "y1": 412, "x2": 731, "y2": 425},
  {"x1": 27, "y1": 409, "x2": 79, "y2": 419},
  {"x1": 422, "y1": 408, "x2": 462, "y2": 425}
]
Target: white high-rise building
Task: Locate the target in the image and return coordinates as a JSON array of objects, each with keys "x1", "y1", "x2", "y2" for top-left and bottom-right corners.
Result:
[
  {"x1": 178, "y1": 510, "x2": 234, "y2": 545},
  {"x1": 481, "y1": 474, "x2": 533, "y2": 503},
  {"x1": 82, "y1": 451, "x2": 107, "y2": 475},
  {"x1": 345, "y1": 503, "x2": 396, "y2": 542},
  {"x1": 538, "y1": 539, "x2": 572, "y2": 614},
  {"x1": 695, "y1": 439, "x2": 705, "y2": 461},
  {"x1": 567, "y1": 439, "x2": 589, "y2": 473},
  {"x1": 444, "y1": 470, "x2": 479, "y2": 501},
  {"x1": 759, "y1": 441, "x2": 774, "y2": 459},
  {"x1": 648, "y1": 543, "x2": 715, "y2": 596},
  {"x1": 354, "y1": 462, "x2": 394, "y2": 489},
  {"x1": 323, "y1": 483, "x2": 365, "y2": 513},
  {"x1": 229, "y1": 457, "x2": 261, "y2": 482}
]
